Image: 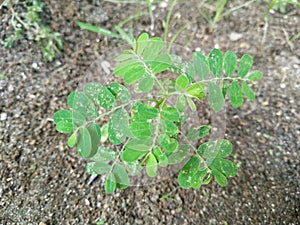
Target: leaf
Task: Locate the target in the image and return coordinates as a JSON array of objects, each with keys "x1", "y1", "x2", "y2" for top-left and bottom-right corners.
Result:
[
  {"x1": 212, "y1": 169, "x2": 228, "y2": 186},
  {"x1": 187, "y1": 125, "x2": 212, "y2": 140},
  {"x1": 130, "y1": 120, "x2": 152, "y2": 139},
  {"x1": 161, "y1": 107, "x2": 180, "y2": 122},
  {"x1": 216, "y1": 139, "x2": 233, "y2": 158},
  {"x1": 158, "y1": 135, "x2": 178, "y2": 153},
  {"x1": 178, "y1": 156, "x2": 201, "y2": 188},
  {"x1": 222, "y1": 80, "x2": 228, "y2": 98},
  {"x1": 77, "y1": 127, "x2": 92, "y2": 158},
  {"x1": 139, "y1": 76, "x2": 154, "y2": 92},
  {"x1": 186, "y1": 96, "x2": 196, "y2": 112},
  {"x1": 238, "y1": 54, "x2": 253, "y2": 78},
  {"x1": 124, "y1": 161, "x2": 142, "y2": 176},
  {"x1": 167, "y1": 144, "x2": 190, "y2": 165},
  {"x1": 108, "y1": 82, "x2": 131, "y2": 103},
  {"x1": 100, "y1": 124, "x2": 109, "y2": 143},
  {"x1": 152, "y1": 146, "x2": 168, "y2": 167},
  {"x1": 78, "y1": 21, "x2": 120, "y2": 38},
  {"x1": 143, "y1": 37, "x2": 164, "y2": 60},
  {"x1": 191, "y1": 169, "x2": 207, "y2": 189},
  {"x1": 84, "y1": 83, "x2": 103, "y2": 106},
  {"x1": 105, "y1": 173, "x2": 116, "y2": 194},
  {"x1": 67, "y1": 92, "x2": 98, "y2": 118},
  {"x1": 224, "y1": 51, "x2": 237, "y2": 76},
  {"x1": 149, "y1": 53, "x2": 171, "y2": 73},
  {"x1": 90, "y1": 148, "x2": 117, "y2": 162},
  {"x1": 87, "y1": 123, "x2": 101, "y2": 157},
  {"x1": 115, "y1": 53, "x2": 133, "y2": 62},
  {"x1": 146, "y1": 153, "x2": 158, "y2": 177},
  {"x1": 208, "y1": 81, "x2": 225, "y2": 112},
  {"x1": 97, "y1": 86, "x2": 116, "y2": 109},
  {"x1": 114, "y1": 60, "x2": 140, "y2": 76},
  {"x1": 186, "y1": 82, "x2": 206, "y2": 100},
  {"x1": 229, "y1": 80, "x2": 243, "y2": 108},
  {"x1": 175, "y1": 75, "x2": 189, "y2": 91},
  {"x1": 248, "y1": 70, "x2": 262, "y2": 81},
  {"x1": 86, "y1": 161, "x2": 111, "y2": 175},
  {"x1": 136, "y1": 32, "x2": 149, "y2": 55},
  {"x1": 160, "y1": 120, "x2": 179, "y2": 136},
  {"x1": 197, "y1": 139, "x2": 232, "y2": 159},
  {"x1": 122, "y1": 147, "x2": 148, "y2": 162},
  {"x1": 117, "y1": 61, "x2": 145, "y2": 84},
  {"x1": 133, "y1": 102, "x2": 159, "y2": 120},
  {"x1": 56, "y1": 121, "x2": 75, "y2": 133},
  {"x1": 209, "y1": 48, "x2": 223, "y2": 77},
  {"x1": 53, "y1": 110, "x2": 72, "y2": 124},
  {"x1": 211, "y1": 158, "x2": 238, "y2": 177},
  {"x1": 183, "y1": 62, "x2": 195, "y2": 82},
  {"x1": 122, "y1": 138, "x2": 150, "y2": 162},
  {"x1": 193, "y1": 51, "x2": 209, "y2": 79},
  {"x1": 113, "y1": 163, "x2": 130, "y2": 187},
  {"x1": 242, "y1": 81, "x2": 255, "y2": 100},
  {"x1": 108, "y1": 108, "x2": 130, "y2": 144},
  {"x1": 176, "y1": 95, "x2": 187, "y2": 112},
  {"x1": 68, "y1": 133, "x2": 77, "y2": 147}
]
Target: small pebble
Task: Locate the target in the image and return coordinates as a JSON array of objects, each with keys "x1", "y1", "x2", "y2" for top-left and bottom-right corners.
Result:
[
  {"x1": 229, "y1": 32, "x2": 243, "y2": 41},
  {"x1": 0, "y1": 112, "x2": 7, "y2": 121}
]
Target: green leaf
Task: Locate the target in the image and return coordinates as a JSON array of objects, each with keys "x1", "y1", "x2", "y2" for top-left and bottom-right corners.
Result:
[
  {"x1": 108, "y1": 82, "x2": 131, "y2": 103},
  {"x1": 178, "y1": 156, "x2": 201, "y2": 188},
  {"x1": 115, "y1": 53, "x2": 133, "y2": 62},
  {"x1": 193, "y1": 51, "x2": 209, "y2": 79},
  {"x1": 197, "y1": 139, "x2": 232, "y2": 159},
  {"x1": 115, "y1": 60, "x2": 140, "y2": 76},
  {"x1": 86, "y1": 161, "x2": 111, "y2": 175},
  {"x1": 56, "y1": 121, "x2": 75, "y2": 133},
  {"x1": 77, "y1": 127, "x2": 93, "y2": 158},
  {"x1": 84, "y1": 83, "x2": 103, "y2": 106},
  {"x1": 212, "y1": 169, "x2": 228, "y2": 186},
  {"x1": 68, "y1": 133, "x2": 77, "y2": 147},
  {"x1": 158, "y1": 135, "x2": 178, "y2": 153},
  {"x1": 146, "y1": 153, "x2": 158, "y2": 177},
  {"x1": 160, "y1": 120, "x2": 179, "y2": 136},
  {"x1": 139, "y1": 76, "x2": 154, "y2": 92},
  {"x1": 242, "y1": 81, "x2": 255, "y2": 100},
  {"x1": 186, "y1": 96, "x2": 196, "y2": 112},
  {"x1": 54, "y1": 110, "x2": 85, "y2": 127},
  {"x1": 161, "y1": 107, "x2": 179, "y2": 122},
  {"x1": 133, "y1": 102, "x2": 159, "y2": 120},
  {"x1": 90, "y1": 147, "x2": 117, "y2": 162},
  {"x1": 167, "y1": 144, "x2": 190, "y2": 165},
  {"x1": 78, "y1": 21, "x2": 120, "y2": 38},
  {"x1": 152, "y1": 146, "x2": 168, "y2": 167},
  {"x1": 191, "y1": 169, "x2": 207, "y2": 189},
  {"x1": 100, "y1": 124, "x2": 109, "y2": 143},
  {"x1": 187, "y1": 125, "x2": 212, "y2": 140},
  {"x1": 211, "y1": 158, "x2": 238, "y2": 177},
  {"x1": 186, "y1": 82, "x2": 206, "y2": 100},
  {"x1": 176, "y1": 95, "x2": 187, "y2": 112},
  {"x1": 175, "y1": 75, "x2": 189, "y2": 91},
  {"x1": 222, "y1": 80, "x2": 228, "y2": 98},
  {"x1": 116, "y1": 61, "x2": 146, "y2": 84},
  {"x1": 87, "y1": 123, "x2": 101, "y2": 157},
  {"x1": 108, "y1": 108, "x2": 130, "y2": 144},
  {"x1": 97, "y1": 85, "x2": 116, "y2": 108},
  {"x1": 209, "y1": 48, "x2": 223, "y2": 77},
  {"x1": 216, "y1": 139, "x2": 233, "y2": 158},
  {"x1": 122, "y1": 147, "x2": 148, "y2": 162},
  {"x1": 143, "y1": 37, "x2": 164, "y2": 60},
  {"x1": 224, "y1": 51, "x2": 237, "y2": 76},
  {"x1": 136, "y1": 33, "x2": 149, "y2": 55},
  {"x1": 105, "y1": 173, "x2": 116, "y2": 194},
  {"x1": 238, "y1": 54, "x2": 253, "y2": 77},
  {"x1": 124, "y1": 161, "x2": 142, "y2": 176},
  {"x1": 113, "y1": 163, "x2": 130, "y2": 187},
  {"x1": 130, "y1": 120, "x2": 152, "y2": 139},
  {"x1": 208, "y1": 81, "x2": 225, "y2": 112},
  {"x1": 67, "y1": 92, "x2": 98, "y2": 118},
  {"x1": 183, "y1": 62, "x2": 195, "y2": 82},
  {"x1": 149, "y1": 53, "x2": 171, "y2": 73},
  {"x1": 229, "y1": 80, "x2": 243, "y2": 108},
  {"x1": 248, "y1": 70, "x2": 262, "y2": 81}
]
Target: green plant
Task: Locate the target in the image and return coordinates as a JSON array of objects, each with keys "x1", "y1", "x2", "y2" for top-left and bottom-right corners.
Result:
[
  {"x1": 1, "y1": 0, "x2": 63, "y2": 62},
  {"x1": 53, "y1": 33, "x2": 262, "y2": 194},
  {"x1": 198, "y1": 0, "x2": 257, "y2": 32},
  {"x1": 263, "y1": 0, "x2": 300, "y2": 19}
]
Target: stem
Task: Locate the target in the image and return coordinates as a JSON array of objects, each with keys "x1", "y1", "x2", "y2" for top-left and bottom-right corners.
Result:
[
  {"x1": 147, "y1": 0, "x2": 154, "y2": 30},
  {"x1": 164, "y1": 0, "x2": 177, "y2": 45}
]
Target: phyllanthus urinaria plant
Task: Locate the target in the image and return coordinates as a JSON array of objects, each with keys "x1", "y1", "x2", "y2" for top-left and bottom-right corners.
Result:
[{"x1": 53, "y1": 33, "x2": 263, "y2": 194}]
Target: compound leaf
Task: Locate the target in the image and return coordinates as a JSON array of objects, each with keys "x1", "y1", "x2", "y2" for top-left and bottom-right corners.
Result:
[
  {"x1": 209, "y1": 48, "x2": 223, "y2": 77},
  {"x1": 242, "y1": 81, "x2": 255, "y2": 100},
  {"x1": 229, "y1": 80, "x2": 243, "y2": 108},
  {"x1": 175, "y1": 75, "x2": 189, "y2": 91},
  {"x1": 193, "y1": 51, "x2": 209, "y2": 79},
  {"x1": 108, "y1": 108, "x2": 130, "y2": 144},
  {"x1": 108, "y1": 82, "x2": 131, "y2": 103},
  {"x1": 238, "y1": 54, "x2": 253, "y2": 77},
  {"x1": 208, "y1": 81, "x2": 225, "y2": 112},
  {"x1": 105, "y1": 173, "x2": 116, "y2": 194},
  {"x1": 77, "y1": 127, "x2": 92, "y2": 158},
  {"x1": 86, "y1": 161, "x2": 111, "y2": 175},
  {"x1": 146, "y1": 153, "x2": 158, "y2": 177},
  {"x1": 224, "y1": 51, "x2": 237, "y2": 76}
]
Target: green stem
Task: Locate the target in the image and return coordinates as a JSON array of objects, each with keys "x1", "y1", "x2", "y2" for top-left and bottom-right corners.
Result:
[{"x1": 164, "y1": 0, "x2": 177, "y2": 44}]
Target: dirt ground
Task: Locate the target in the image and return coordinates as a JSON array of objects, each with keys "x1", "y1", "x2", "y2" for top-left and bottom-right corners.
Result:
[{"x1": 0, "y1": 0, "x2": 299, "y2": 224}]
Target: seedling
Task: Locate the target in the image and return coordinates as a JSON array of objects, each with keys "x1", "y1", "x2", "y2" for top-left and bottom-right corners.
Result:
[
  {"x1": 53, "y1": 33, "x2": 262, "y2": 193},
  {"x1": 263, "y1": 0, "x2": 300, "y2": 19},
  {"x1": 1, "y1": 0, "x2": 63, "y2": 62}
]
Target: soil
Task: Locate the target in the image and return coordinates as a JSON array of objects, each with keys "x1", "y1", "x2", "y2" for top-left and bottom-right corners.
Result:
[{"x1": 0, "y1": 0, "x2": 299, "y2": 224}]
